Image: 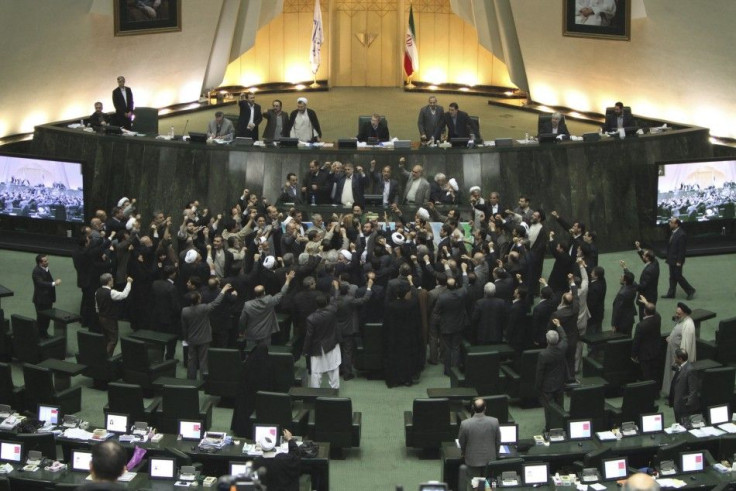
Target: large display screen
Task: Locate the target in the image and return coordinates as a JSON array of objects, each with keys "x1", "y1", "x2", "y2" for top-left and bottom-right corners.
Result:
[
  {"x1": 0, "y1": 154, "x2": 85, "y2": 223},
  {"x1": 656, "y1": 158, "x2": 736, "y2": 225}
]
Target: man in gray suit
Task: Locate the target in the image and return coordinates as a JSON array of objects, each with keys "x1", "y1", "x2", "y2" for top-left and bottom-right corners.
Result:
[
  {"x1": 417, "y1": 95, "x2": 444, "y2": 143},
  {"x1": 181, "y1": 283, "x2": 232, "y2": 379},
  {"x1": 669, "y1": 348, "x2": 700, "y2": 424},
  {"x1": 239, "y1": 269, "x2": 295, "y2": 348},
  {"x1": 398, "y1": 158, "x2": 430, "y2": 205},
  {"x1": 458, "y1": 398, "x2": 501, "y2": 491},
  {"x1": 206, "y1": 111, "x2": 234, "y2": 140}
]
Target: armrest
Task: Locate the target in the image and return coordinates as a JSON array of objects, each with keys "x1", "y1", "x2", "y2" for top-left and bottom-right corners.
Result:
[
  {"x1": 604, "y1": 402, "x2": 621, "y2": 415},
  {"x1": 352, "y1": 411, "x2": 362, "y2": 427},
  {"x1": 500, "y1": 365, "x2": 520, "y2": 380},
  {"x1": 450, "y1": 411, "x2": 458, "y2": 428},
  {"x1": 292, "y1": 407, "x2": 310, "y2": 425},
  {"x1": 352, "y1": 411, "x2": 362, "y2": 446},
  {"x1": 582, "y1": 356, "x2": 603, "y2": 376},
  {"x1": 449, "y1": 366, "x2": 465, "y2": 387},
  {"x1": 403, "y1": 410, "x2": 413, "y2": 427},
  {"x1": 144, "y1": 396, "x2": 162, "y2": 414}
]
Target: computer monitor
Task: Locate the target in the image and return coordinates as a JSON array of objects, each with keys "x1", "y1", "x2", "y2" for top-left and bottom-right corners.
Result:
[
  {"x1": 38, "y1": 404, "x2": 60, "y2": 426},
  {"x1": 337, "y1": 139, "x2": 357, "y2": 149},
  {"x1": 568, "y1": 419, "x2": 592, "y2": 440},
  {"x1": 71, "y1": 449, "x2": 92, "y2": 471},
  {"x1": 640, "y1": 413, "x2": 664, "y2": 434},
  {"x1": 278, "y1": 138, "x2": 299, "y2": 147},
  {"x1": 178, "y1": 420, "x2": 203, "y2": 441},
  {"x1": 188, "y1": 132, "x2": 207, "y2": 143},
  {"x1": 680, "y1": 451, "x2": 705, "y2": 473},
  {"x1": 602, "y1": 457, "x2": 628, "y2": 481},
  {"x1": 149, "y1": 457, "x2": 177, "y2": 480},
  {"x1": 230, "y1": 461, "x2": 252, "y2": 477},
  {"x1": 450, "y1": 138, "x2": 470, "y2": 147},
  {"x1": 105, "y1": 413, "x2": 129, "y2": 434},
  {"x1": 537, "y1": 133, "x2": 557, "y2": 144},
  {"x1": 708, "y1": 404, "x2": 730, "y2": 426},
  {"x1": 253, "y1": 424, "x2": 280, "y2": 448},
  {"x1": 499, "y1": 424, "x2": 518, "y2": 445},
  {"x1": 0, "y1": 441, "x2": 22, "y2": 463},
  {"x1": 522, "y1": 463, "x2": 549, "y2": 485},
  {"x1": 418, "y1": 484, "x2": 449, "y2": 491}
]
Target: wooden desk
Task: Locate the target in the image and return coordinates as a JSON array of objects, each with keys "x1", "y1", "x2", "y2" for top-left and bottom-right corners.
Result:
[{"x1": 38, "y1": 358, "x2": 86, "y2": 390}]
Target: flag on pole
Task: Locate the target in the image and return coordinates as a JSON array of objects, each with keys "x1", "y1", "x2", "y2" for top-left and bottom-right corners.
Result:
[
  {"x1": 403, "y1": 5, "x2": 419, "y2": 77},
  {"x1": 310, "y1": 0, "x2": 324, "y2": 75}
]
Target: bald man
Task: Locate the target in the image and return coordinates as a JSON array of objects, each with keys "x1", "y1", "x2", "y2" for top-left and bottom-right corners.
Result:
[{"x1": 239, "y1": 270, "x2": 295, "y2": 348}]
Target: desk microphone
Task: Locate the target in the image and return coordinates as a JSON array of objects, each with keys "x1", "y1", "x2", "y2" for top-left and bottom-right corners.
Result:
[{"x1": 182, "y1": 119, "x2": 190, "y2": 137}]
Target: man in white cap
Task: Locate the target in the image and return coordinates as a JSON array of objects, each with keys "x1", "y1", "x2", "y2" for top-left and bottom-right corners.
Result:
[{"x1": 288, "y1": 97, "x2": 322, "y2": 142}]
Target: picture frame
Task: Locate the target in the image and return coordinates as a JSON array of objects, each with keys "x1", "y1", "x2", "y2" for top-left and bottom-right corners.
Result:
[
  {"x1": 114, "y1": 0, "x2": 181, "y2": 37},
  {"x1": 563, "y1": 0, "x2": 630, "y2": 41}
]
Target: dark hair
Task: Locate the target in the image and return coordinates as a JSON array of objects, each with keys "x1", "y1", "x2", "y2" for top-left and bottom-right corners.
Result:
[
  {"x1": 35, "y1": 254, "x2": 46, "y2": 265},
  {"x1": 675, "y1": 348, "x2": 688, "y2": 362},
  {"x1": 592, "y1": 266, "x2": 605, "y2": 279},
  {"x1": 622, "y1": 271, "x2": 635, "y2": 285},
  {"x1": 449, "y1": 102, "x2": 459, "y2": 110},
  {"x1": 615, "y1": 101, "x2": 624, "y2": 109},
  {"x1": 163, "y1": 265, "x2": 177, "y2": 278},
  {"x1": 315, "y1": 293, "x2": 329, "y2": 308},
  {"x1": 91, "y1": 441, "x2": 127, "y2": 481},
  {"x1": 184, "y1": 291, "x2": 200, "y2": 306}
]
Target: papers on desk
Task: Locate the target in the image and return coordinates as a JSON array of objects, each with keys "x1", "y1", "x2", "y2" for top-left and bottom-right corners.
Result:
[
  {"x1": 588, "y1": 483, "x2": 607, "y2": 491},
  {"x1": 596, "y1": 431, "x2": 618, "y2": 441},
  {"x1": 63, "y1": 428, "x2": 95, "y2": 440},
  {"x1": 86, "y1": 471, "x2": 136, "y2": 482},
  {"x1": 67, "y1": 123, "x2": 85, "y2": 129},
  {"x1": 655, "y1": 478, "x2": 687, "y2": 488},
  {"x1": 664, "y1": 424, "x2": 687, "y2": 434},
  {"x1": 689, "y1": 426, "x2": 726, "y2": 438},
  {"x1": 718, "y1": 422, "x2": 736, "y2": 433}
]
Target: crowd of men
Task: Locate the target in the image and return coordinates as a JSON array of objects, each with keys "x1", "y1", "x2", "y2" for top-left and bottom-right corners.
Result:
[{"x1": 0, "y1": 180, "x2": 84, "y2": 222}]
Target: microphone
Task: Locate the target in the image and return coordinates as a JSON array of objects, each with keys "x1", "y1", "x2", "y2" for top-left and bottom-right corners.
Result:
[{"x1": 182, "y1": 119, "x2": 190, "y2": 137}]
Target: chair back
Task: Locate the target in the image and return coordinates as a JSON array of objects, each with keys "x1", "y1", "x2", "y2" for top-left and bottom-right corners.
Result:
[
  {"x1": 11, "y1": 314, "x2": 40, "y2": 363},
  {"x1": 482, "y1": 395, "x2": 511, "y2": 424},
  {"x1": 568, "y1": 384, "x2": 606, "y2": 421},
  {"x1": 15, "y1": 432, "x2": 56, "y2": 460},
  {"x1": 0, "y1": 363, "x2": 15, "y2": 406},
  {"x1": 76, "y1": 331, "x2": 109, "y2": 367},
  {"x1": 357, "y1": 115, "x2": 388, "y2": 134},
  {"x1": 485, "y1": 457, "x2": 524, "y2": 480},
  {"x1": 465, "y1": 351, "x2": 501, "y2": 395},
  {"x1": 700, "y1": 367, "x2": 735, "y2": 408},
  {"x1": 654, "y1": 440, "x2": 689, "y2": 466},
  {"x1": 207, "y1": 348, "x2": 243, "y2": 381},
  {"x1": 162, "y1": 385, "x2": 201, "y2": 419},
  {"x1": 107, "y1": 382, "x2": 146, "y2": 421},
  {"x1": 22, "y1": 363, "x2": 55, "y2": 406},
  {"x1": 133, "y1": 107, "x2": 159, "y2": 134},
  {"x1": 413, "y1": 398, "x2": 451, "y2": 431},
  {"x1": 269, "y1": 352, "x2": 296, "y2": 393},
  {"x1": 314, "y1": 397, "x2": 353, "y2": 447},
  {"x1": 357, "y1": 322, "x2": 383, "y2": 370},
  {"x1": 584, "y1": 447, "x2": 613, "y2": 469},
  {"x1": 619, "y1": 380, "x2": 658, "y2": 419},
  {"x1": 518, "y1": 349, "x2": 543, "y2": 399},
  {"x1": 121, "y1": 337, "x2": 150, "y2": 368},
  {"x1": 254, "y1": 391, "x2": 293, "y2": 427}
]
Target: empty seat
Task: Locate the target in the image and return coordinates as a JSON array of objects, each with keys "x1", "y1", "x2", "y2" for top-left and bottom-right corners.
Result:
[
  {"x1": 500, "y1": 349, "x2": 543, "y2": 407},
  {"x1": 605, "y1": 380, "x2": 659, "y2": 427},
  {"x1": 14, "y1": 432, "x2": 57, "y2": 460},
  {"x1": 355, "y1": 322, "x2": 383, "y2": 375},
  {"x1": 485, "y1": 457, "x2": 524, "y2": 481},
  {"x1": 204, "y1": 348, "x2": 244, "y2": 401},
  {"x1": 310, "y1": 397, "x2": 361, "y2": 457},
  {"x1": 76, "y1": 330, "x2": 122, "y2": 389},
  {"x1": 22, "y1": 363, "x2": 81, "y2": 415},
  {"x1": 699, "y1": 366, "x2": 735, "y2": 410},
  {"x1": 155, "y1": 385, "x2": 216, "y2": 434},
  {"x1": 548, "y1": 383, "x2": 606, "y2": 433},
  {"x1": 252, "y1": 391, "x2": 309, "y2": 436},
  {"x1": 582, "y1": 338, "x2": 637, "y2": 396},
  {"x1": 270, "y1": 352, "x2": 306, "y2": 392},
  {"x1": 120, "y1": 337, "x2": 177, "y2": 393},
  {"x1": 457, "y1": 394, "x2": 514, "y2": 424},
  {"x1": 0, "y1": 362, "x2": 24, "y2": 408},
  {"x1": 450, "y1": 351, "x2": 505, "y2": 396},
  {"x1": 11, "y1": 314, "x2": 65, "y2": 364},
  {"x1": 404, "y1": 398, "x2": 457, "y2": 451},
  {"x1": 105, "y1": 382, "x2": 160, "y2": 425}
]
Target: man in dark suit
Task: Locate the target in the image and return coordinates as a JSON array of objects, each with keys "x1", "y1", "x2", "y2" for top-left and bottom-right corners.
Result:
[
  {"x1": 505, "y1": 286, "x2": 530, "y2": 353},
  {"x1": 417, "y1": 95, "x2": 445, "y2": 143},
  {"x1": 631, "y1": 297, "x2": 662, "y2": 384},
  {"x1": 112, "y1": 75, "x2": 134, "y2": 129},
  {"x1": 536, "y1": 325, "x2": 568, "y2": 431},
  {"x1": 32, "y1": 254, "x2": 62, "y2": 338},
  {"x1": 433, "y1": 263, "x2": 470, "y2": 374},
  {"x1": 369, "y1": 161, "x2": 400, "y2": 207},
  {"x1": 603, "y1": 101, "x2": 636, "y2": 132},
  {"x1": 548, "y1": 277, "x2": 579, "y2": 382},
  {"x1": 532, "y1": 284, "x2": 557, "y2": 346},
  {"x1": 457, "y1": 398, "x2": 501, "y2": 491},
  {"x1": 151, "y1": 265, "x2": 181, "y2": 360},
  {"x1": 333, "y1": 163, "x2": 369, "y2": 208},
  {"x1": 663, "y1": 217, "x2": 695, "y2": 300},
  {"x1": 302, "y1": 159, "x2": 331, "y2": 204},
  {"x1": 277, "y1": 173, "x2": 304, "y2": 205},
  {"x1": 357, "y1": 113, "x2": 390, "y2": 142},
  {"x1": 471, "y1": 282, "x2": 509, "y2": 344},
  {"x1": 633, "y1": 243, "x2": 660, "y2": 318},
  {"x1": 237, "y1": 91, "x2": 262, "y2": 139},
  {"x1": 261, "y1": 99, "x2": 290, "y2": 140},
  {"x1": 442, "y1": 102, "x2": 477, "y2": 139},
  {"x1": 538, "y1": 112, "x2": 570, "y2": 137},
  {"x1": 547, "y1": 233, "x2": 575, "y2": 296},
  {"x1": 669, "y1": 348, "x2": 700, "y2": 424},
  {"x1": 586, "y1": 266, "x2": 607, "y2": 346},
  {"x1": 612, "y1": 268, "x2": 637, "y2": 336},
  {"x1": 303, "y1": 292, "x2": 341, "y2": 388},
  {"x1": 87, "y1": 101, "x2": 110, "y2": 127}
]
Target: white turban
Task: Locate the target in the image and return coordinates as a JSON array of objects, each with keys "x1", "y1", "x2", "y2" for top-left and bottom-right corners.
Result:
[
  {"x1": 340, "y1": 250, "x2": 352, "y2": 261},
  {"x1": 392, "y1": 232, "x2": 405, "y2": 246},
  {"x1": 297, "y1": 97, "x2": 308, "y2": 105},
  {"x1": 263, "y1": 255, "x2": 276, "y2": 270},
  {"x1": 117, "y1": 197, "x2": 129, "y2": 207},
  {"x1": 185, "y1": 249, "x2": 197, "y2": 264},
  {"x1": 417, "y1": 207, "x2": 430, "y2": 221}
]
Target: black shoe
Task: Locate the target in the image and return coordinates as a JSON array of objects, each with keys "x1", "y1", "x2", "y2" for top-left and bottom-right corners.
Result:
[
  {"x1": 343, "y1": 373, "x2": 355, "y2": 381},
  {"x1": 661, "y1": 294, "x2": 675, "y2": 299},
  {"x1": 686, "y1": 289, "x2": 696, "y2": 300}
]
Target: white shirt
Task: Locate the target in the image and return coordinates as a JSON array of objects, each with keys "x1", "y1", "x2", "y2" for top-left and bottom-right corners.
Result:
[
  {"x1": 290, "y1": 111, "x2": 314, "y2": 142},
  {"x1": 382, "y1": 180, "x2": 391, "y2": 205},
  {"x1": 406, "y1": 179, "x2": 420, "y2": 203},
  {"x1": 341, "y1": 176, "x2": 355, "y2": 206}
]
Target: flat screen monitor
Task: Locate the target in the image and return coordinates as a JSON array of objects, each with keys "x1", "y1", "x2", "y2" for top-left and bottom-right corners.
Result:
[
  {"x1": 178, "y1": 420, "x2": 203, "y2": 441},
  {"x1": 418, "y1": 484, "x2": 448, "y2": 491},
  {"x1": 522, "y1": 463, "x2": 549, "y2": 485},
  {"x1": 0, "y1": 153, "x2": 85, "y2": 223},
  {"x1": 708, "y1": 404, "x2": 730, "y2": 426},
  {"x1": 602, "y1": 457, "x2": 628, "y2": 481},
  {"x1": 640, "y1": 413, "x2": 664, "y2": 434},
  {"x1": 451, "y1": 138, "x2": 470, "y2": 147},
  {"x1": 71, "y1": 449, "x2": 92, "y2": 471},
  {"x1": 0, "y1": 441, "x2": 22, "y2": 463},
  {"x1": 253, "y1": 424, "x2": 280, "y2": 448},
  {"x1": 105, "y1": 413, "x2": 129, "y2": 434},
  {"x1": 38, "y1": 404, "x2": 60, "y2": 426},
  {"x1": 537, "y1": 133, "x2": 557, "y2": 144},
  {"x1": 188, "y1": 132, "x2": 207, "y2": 143},
  {"x1": 149, "y1": 457, "x2": 176, "y2": 479},
  {"x1": 655, "y1": 157, "x2": 736, "y2": 225},
  {"x1": 499, "y1": 424, "x2": 518, "y2": 444},
  {"x1": 279, "y1": 138, "x2": 299, "y2": 147},
  {"x1": 568, "y1": 419, "x2": 592, "y2": 440},
  {"x1": 230, "y1": 461, "x2": 252, "y2": 477},
  {"x1": 680, "y1": 451, "x2": 705, "y2": 473},
  {"x1": 337, "y1": 139, "x2": 357, "y2": 149}
]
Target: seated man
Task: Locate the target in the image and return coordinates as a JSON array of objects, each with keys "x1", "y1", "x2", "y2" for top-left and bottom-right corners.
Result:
[
  {"x1": 206, "y1": 111, "x2": 235, "y2": 140},
  {"x1": 77, "y1": 440, "x2": 127, "y2": 490},
  {"x1": 539, "y1": 112, "x2": 570, "y2": 137},
  {"x1": 357, "y1": 113, "x2": 390, "y2": 142},
  {"x1": 87, "y1": 101, "x2": 110, "y2": 127},
  {"x1": 603, "y1": 101, "x2": 636, "y2": 132}
]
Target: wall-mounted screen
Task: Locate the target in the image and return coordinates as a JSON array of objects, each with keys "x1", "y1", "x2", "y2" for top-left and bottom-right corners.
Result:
[
  {"x1": 656, "y1": 158, "x2": 736, "y2": 225},
  {"x1": 0, "y1": 154, "x2": 85, "y2": 223}
]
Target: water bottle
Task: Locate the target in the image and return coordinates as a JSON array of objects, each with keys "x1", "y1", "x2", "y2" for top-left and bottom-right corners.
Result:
[
  {"x1": 169, "y1": 126, "x2": 175, "y2": 138},
  {"x1": 722, "y1": 227, "x2": 726, "y2": 236},
  {"x1": 311, "y1": 194, "x2": 316, "y2": 205}
]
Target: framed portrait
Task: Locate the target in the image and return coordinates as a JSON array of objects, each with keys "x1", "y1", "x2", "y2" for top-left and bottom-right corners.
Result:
[
  {"x1": 114, "y1": 0, "x2": 181, "y2": 36},
  {"x1": 563, "y1": 0, "x2": 630, "y2": 41}
]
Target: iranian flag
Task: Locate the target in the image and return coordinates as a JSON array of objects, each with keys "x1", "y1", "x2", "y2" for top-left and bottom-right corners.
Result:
[{"x1": 403, "y1": 5, "x2": 419, "y2": 77}]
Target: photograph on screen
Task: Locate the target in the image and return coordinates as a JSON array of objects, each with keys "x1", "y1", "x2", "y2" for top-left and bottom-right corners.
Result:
[
  {"x1": 72, "y1": 450, "x2": 92, "y2": 471},
  {"x1": 230, "y1": 461, "x2": 252, "y2": 477},
  {"x1": 0, "y1": 154, "x2": 85, "y2": 223},
  {"x1": 708, "y1": 405, "x2": 730, "y2": 426},
  {"x1": 38, "y1": 405, "x2": 60, "y2": 425},
  {"x1": 106, "y1": 413, "x2": 129, "y2": 434},
  {"x1": 0, "y1": 441, "x2": 22, "y2": 463},
  {"x1": 522, "y1": 463, "x2": 549, "y2": 485},
  {"x1": 499, "y1": 424, "x2": 518, "y2": 444},
  {"x1": 656, "y1": 159, "x2": 736, "y2": 225},
  {"x1": 640, "y1": 413, "x2": 664, "y2": 434},
  {"x1": 149, "y1": 457, "x2": 176, "y2": 479},
  {"x1": 253, "y1": 424, "x2": 280, "y2": 448},
  {"x1": 680, "y1": 452, "x2": 704, "y2": 473},
  {"x1": 179, "y1": 420, "x2": 203, "y2": 441},
  {"x1": 568, "y1": 419, "x2": 592, "y2": 440},
  {"x1": 602, "y1": 457, "x2": 628, "y2": 480}
]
